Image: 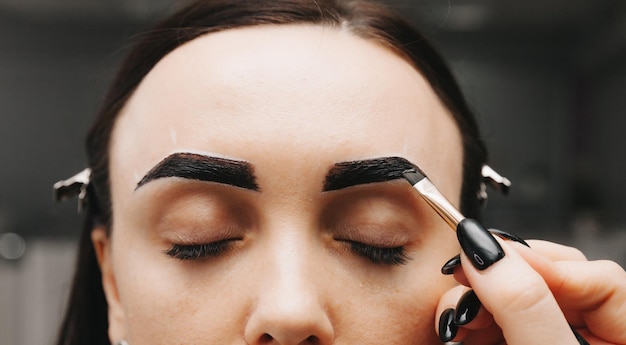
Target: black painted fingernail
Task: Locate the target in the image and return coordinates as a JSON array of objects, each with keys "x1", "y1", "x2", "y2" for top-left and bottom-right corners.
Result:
[
  {"x1": 438, "y1": 308, "x2": 458, "y2": 342},
  {"x1": 455, "y1": 290, "x2": 481, "y2": 326},
  {"x1": 457, "y1": 218, "x2": 505, "y2": 270},
  {"x1": 441, "y1": 254, "x2": 461, "y2": 275},
  {"x1": 570, "y1": 325, "x2": 590, "y2": 345},
  {"x1": 488, "y1": 228, "x2": 530, "y2": 247}
]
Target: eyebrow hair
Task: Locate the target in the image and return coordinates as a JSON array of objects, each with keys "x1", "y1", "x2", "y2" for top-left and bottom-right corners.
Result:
[
  {"x1": 136, "y1": 152, "x2": 259, "y2": 191},
  {"x1": 323, "y1": 157, "x2": 418, "y2": 191}
]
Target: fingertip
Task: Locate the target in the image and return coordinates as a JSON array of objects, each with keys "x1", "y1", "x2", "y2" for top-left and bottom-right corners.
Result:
[
  {"x1": 488, "y1": 228, "x2": 530, "y2": 247},
  {"x1": 440, "y1": 253, "x2": 470, "y2": 285},
  {"x1": 438, "y1": 308, "x2": 458, "y2": 342},
  {"x1": 457, "y1": 218, "x2": 505, "y2": 271},
  {"x1": 441, "y1": 254, "x2": 461, "y2": 275},
  {"x1": 455, "y1": 290, "x2": 480, "y2": 326}
]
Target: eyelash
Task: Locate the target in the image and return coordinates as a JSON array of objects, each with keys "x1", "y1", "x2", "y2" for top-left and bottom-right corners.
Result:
[
  {"x1": 164, "y1": 239, "x2": 409, "y2": 266},
  {"x1": 344, "y1": 240, "x2": 410, "y2": 266},
  {"x1": 164, "y1": 239, "x2": 238, "y2": 261}
]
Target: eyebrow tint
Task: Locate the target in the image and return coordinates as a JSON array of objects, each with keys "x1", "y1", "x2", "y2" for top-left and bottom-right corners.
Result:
[
  {"x1": 323, "y1": 157, "x2": 417, "y2": 191},
  {"x1": 137, "y1": 153, "x2": 417, "y2": 192},
  {"x1": 136, "y1": 152, "x2": 259, "y2": 191}
]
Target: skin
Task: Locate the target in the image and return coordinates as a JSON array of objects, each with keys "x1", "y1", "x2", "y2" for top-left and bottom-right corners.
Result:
[
  {"x1": 437, "y1": 239, "x2": 626, "y2": 345},
  {"x1": 92, "y1": 25, "x2": 464, "y2": 344},
  {"x1": 92, "y1": 23, "x2": 626, "y2": 345}
]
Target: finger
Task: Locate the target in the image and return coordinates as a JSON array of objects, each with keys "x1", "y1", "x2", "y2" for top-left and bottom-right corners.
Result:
[
  {"x1": 524, "y1": 240, "x2": 588, "y2": 261},
  {"x1": 455, "y1": 290, "x2": 492, "y2": 330},
  {"x1": 453, "y1": 290, "x2": 506, "y2": 345},
  {"x1": 437, "y1": 286, "x2": 500, "y2": 344},
  {"x1": 435, "y1": 285, "x2": 469, "y2": 342},
  {"x1": 457, "y1": 223, "x2": 580, "y2": 344},
  {"x1": 435, "y1": 285, "x2": 467, "y2": 322},
  {"x1": 438, "y1": 308, "x2": 461, "y2": 343},
  {"x1": 452, "y1": 265, "x2": 470, "y2": 287},
  {"x1": 460, "y1": 323, "x2": 504, "y2": 345},
  {"x1": 442, "y1": 228, "x2": 534, "y2": 287},
  {"x1": 448, "y1": 239, "x2": 589, "y2": 288},
  {"x1": 515, "y1": 247, "x2": 626, "y2": 343}
]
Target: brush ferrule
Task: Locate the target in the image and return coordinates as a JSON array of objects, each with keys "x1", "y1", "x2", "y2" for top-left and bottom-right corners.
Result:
[{"x1": 413, "y1": 178, "x2": 465, "y2": 229}]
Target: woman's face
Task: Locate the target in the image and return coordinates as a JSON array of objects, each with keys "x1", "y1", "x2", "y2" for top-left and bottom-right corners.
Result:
[{"x1": 96, "y1": 24, "x2": 463, "y2": 344}]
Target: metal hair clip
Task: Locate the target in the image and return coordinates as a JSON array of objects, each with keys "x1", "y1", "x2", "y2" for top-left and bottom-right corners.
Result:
[
  {"x1": 53, "y1": 168, "x2": 91, "y2": 212},
  {"x1": 477, "y1": 165, "x2": 511, "y2": 206}
]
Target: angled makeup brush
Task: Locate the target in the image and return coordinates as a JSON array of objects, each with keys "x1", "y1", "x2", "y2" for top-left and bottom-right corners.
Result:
[{"x1": 402, "y1": 168, "x2": 504, "y2": 270}]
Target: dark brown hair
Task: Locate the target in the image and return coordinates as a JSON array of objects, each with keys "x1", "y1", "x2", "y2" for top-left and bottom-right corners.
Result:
[{"x1": 57, "y1": 1, "x2": 487, "y2": 344}]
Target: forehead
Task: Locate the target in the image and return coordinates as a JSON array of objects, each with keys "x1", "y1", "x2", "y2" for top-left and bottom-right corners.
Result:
[{"x1": 110, "y1": 24, "x2": 462, "y2": 199}]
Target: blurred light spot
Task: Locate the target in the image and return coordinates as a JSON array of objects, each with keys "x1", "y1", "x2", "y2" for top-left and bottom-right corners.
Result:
[{"x1": 0, "y1": 232, "x2": 26, "y2": 260}]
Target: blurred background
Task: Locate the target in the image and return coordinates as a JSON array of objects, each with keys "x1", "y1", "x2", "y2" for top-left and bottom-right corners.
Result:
[{"x1": 1, "y1": 0, "x2": 625, "y2": 344}]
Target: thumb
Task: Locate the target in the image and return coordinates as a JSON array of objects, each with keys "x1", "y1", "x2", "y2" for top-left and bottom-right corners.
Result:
[{"x1": 457, "y1": 219, "x2": 579, "y2": 344}]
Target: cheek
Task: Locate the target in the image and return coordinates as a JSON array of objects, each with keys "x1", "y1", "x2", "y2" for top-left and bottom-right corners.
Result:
[
  {"x1": 382, "y1": 229, "x2": 458, "y2": 342},
  {"x1": 382, "y1": 268, "x2": 456, "y2": 343},
  {"x1": 111, "y1": 232, "x2": 251, "y2": 343},
  {"x1": 330, "y1": 267, "x2": 455, "y2": 344},
  {"x1": 331, "y1": 238, "x2": 458, "y2": 343},
  {"x1": 120, "y1": 274, "x2": 250, "y2": 343}
]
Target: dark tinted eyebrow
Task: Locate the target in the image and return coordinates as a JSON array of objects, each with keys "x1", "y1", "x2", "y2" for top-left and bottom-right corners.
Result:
[
  {"x1": 136, "y1": 152, "x2": 259, "y2": 191},
  {"x1": 323, "y1": 157, "x2": 418, "y2": 191}
]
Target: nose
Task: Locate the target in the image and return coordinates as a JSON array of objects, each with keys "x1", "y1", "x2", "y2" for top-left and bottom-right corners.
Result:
[{"x1": 243, "y1": 239, "x2": 334, "y2": 344}]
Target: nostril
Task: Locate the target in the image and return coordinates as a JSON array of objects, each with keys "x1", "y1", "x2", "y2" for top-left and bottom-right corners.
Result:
[
  {"x1": 305, "y1": 335, "x2": 319, "y2": 344},
  {"x1": 259, "y1": 333, "x2": 320, "y2": 344}
]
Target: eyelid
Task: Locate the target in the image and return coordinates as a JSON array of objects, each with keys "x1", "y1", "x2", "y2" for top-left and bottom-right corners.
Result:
[
  {"x1": 333, "y1": 223, "x2": 411, "y2": 248},
  {"x1": 165, "y1": 224, "x2": 244, "y2": 246},
  {"x1": 322, "y1": 184, "x2": 421, "y2": 222},
  {"x1": 129, "y1": 180, "x2": 257, "y2": 237},
  {"x1": 133, "y1": 178, "x2": 258, "y2": 204}
]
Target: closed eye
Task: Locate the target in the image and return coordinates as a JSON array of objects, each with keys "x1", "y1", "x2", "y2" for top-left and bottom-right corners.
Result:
[
  {"x1": 341, "y1": 240, "x2": 410, "y2": 266},
  {"x1": 164, "y1": 238, "x2": 242, "y2": 261}
]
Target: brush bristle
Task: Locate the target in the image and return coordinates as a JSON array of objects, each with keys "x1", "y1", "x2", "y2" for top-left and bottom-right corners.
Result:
[{"x1": 402, "y1": 169, "x2": 426, "y2": 185}]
